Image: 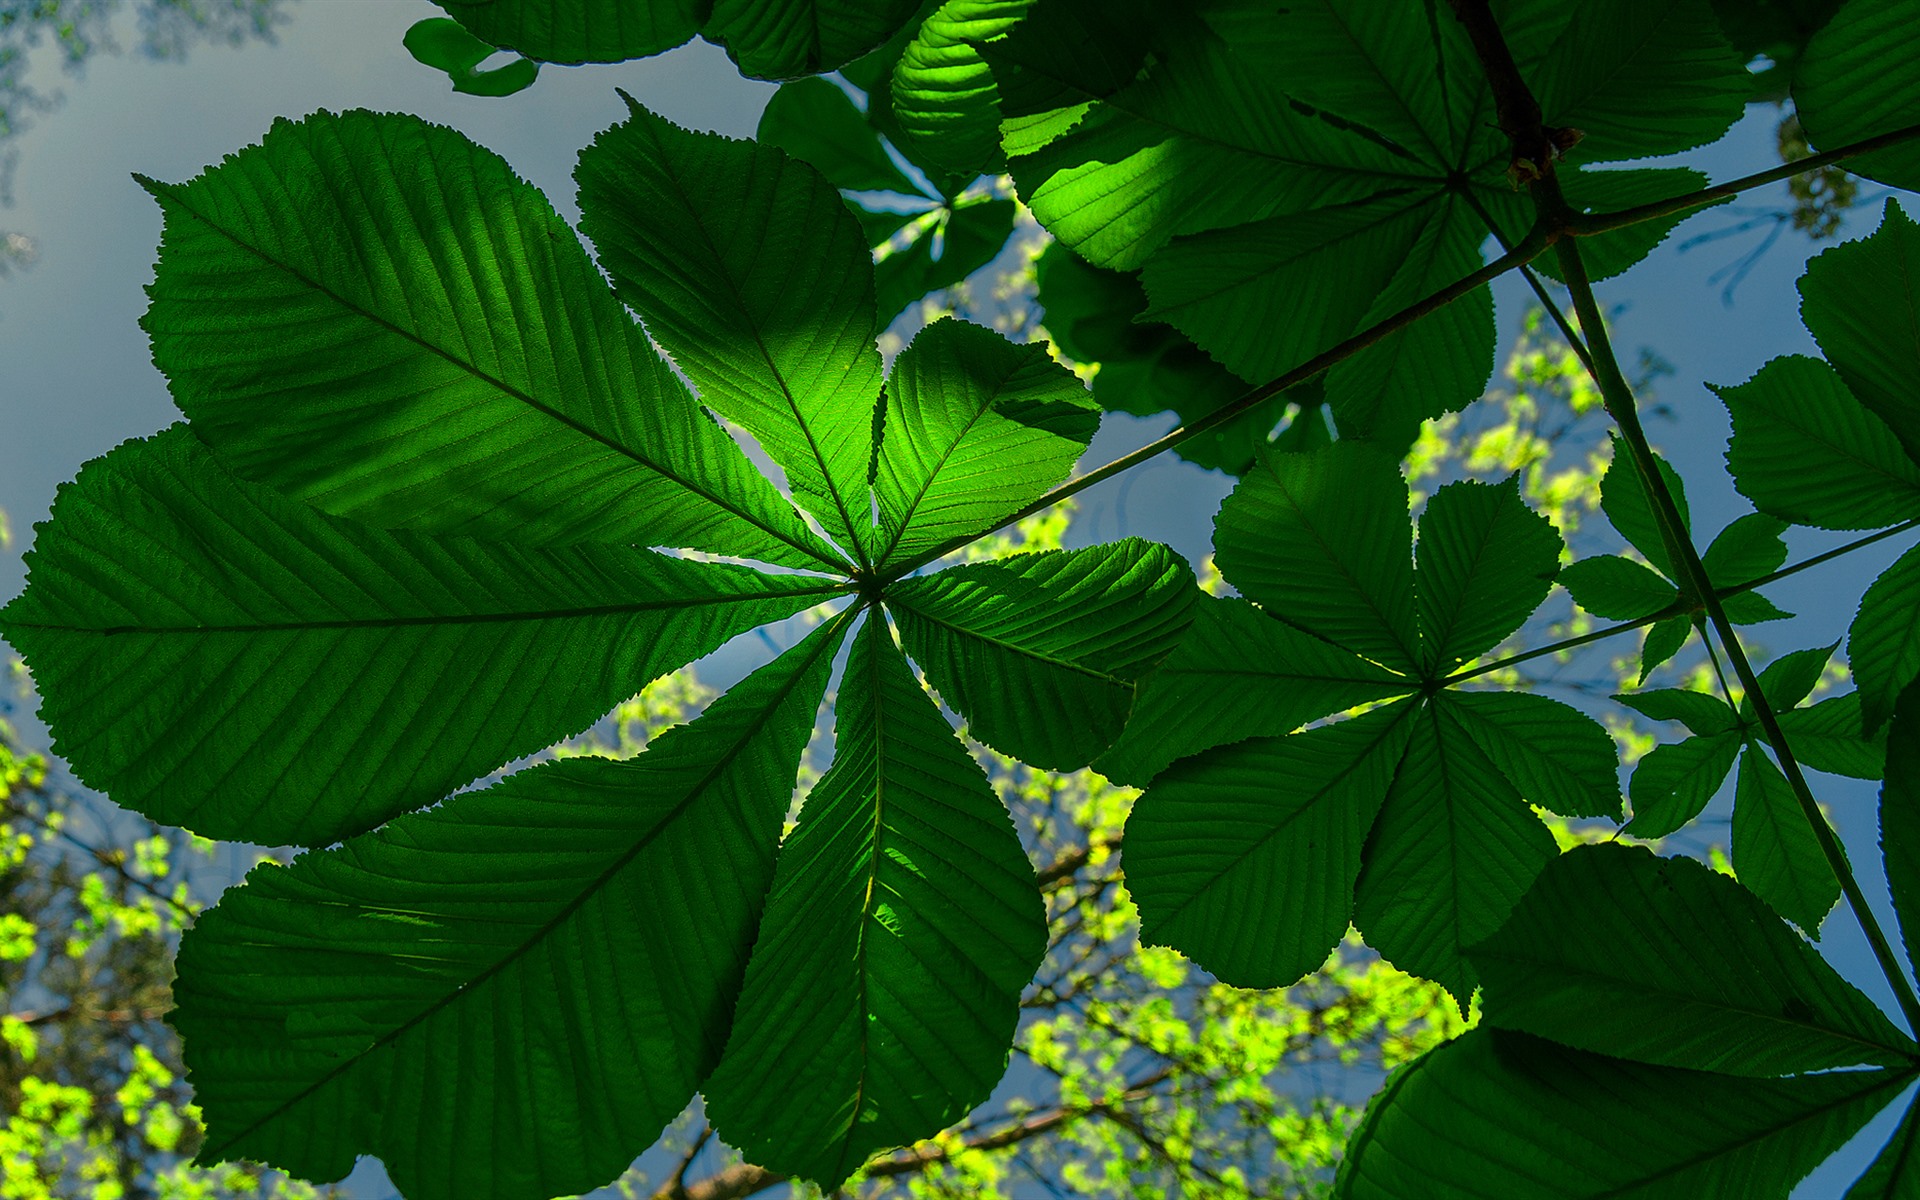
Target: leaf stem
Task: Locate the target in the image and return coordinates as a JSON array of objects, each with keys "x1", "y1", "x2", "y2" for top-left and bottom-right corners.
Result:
[
  {"x1": 1554, "y1": 228, "x2": 1920, "y2": 1034},
  {"x1": 884, "y1": 232, "x2": 1549, "y2": 578}
]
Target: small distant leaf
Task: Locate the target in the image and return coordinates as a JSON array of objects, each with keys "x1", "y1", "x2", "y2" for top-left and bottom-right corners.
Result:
[
  {"x1": 757, "y1": 77, "x2": 921, "y2": 194},
  {"x1": 1716, "y1": 356, "x2": 1920, "y2": 531},
  {"x1": 703, "y1": 618, "x2": 1046, "y2": 1188},
  {"x1": 1800, "y1": 200, "x2": 1920, "y2": 465},
  {"x1": 1559, "y1": 555, "x2": 1679, "y2": 620},
  {"x1": 1849, "y1": 541, "x2": 1920, "y2": 734},
  {"x1": 873, "y1": 197, "x2": 1018, "y2": 324},
  {"x1": 1600, "y1": 435, "x2": 1692, "y2": 579},
  {"x1": 1439, "y1": 691, "x2": 1623, "y2": 820},
  {"x1": 403, "y1": 18, "x2": 539, "y2": 96},
  {"x1": 1126, "y1": 702, "x2": 1416, "y2": 990},
  {"x1": 1642, "y1": 615, "x2": 1694, "y2": 681},
  {"x1": 1094, "y1": 597, "x2": 1413, "y2": 786},
  {"x1": 1214, "y1": 442, "x2": 1418, "y2": 674},
  {"x1": 1793, "y1": 0, "x2": 1920, "y2": 191},
  {"x1": 1779, "y1": 694, "x2": 1887, "y2": 780},
  {"x1": 1335, "y1": 1030, "x2": 1904, "y2": 1200},
  {"x1": 1353, "y1": 706, "x2": 1559, "y2": 1004},
  {"x1": 1616, "y1": 688, "x2": 1738, "y2": 736},
  {"x1": 1734, "y1": 746, "x2": 1842, "y2": 934},
  {"x1": 1626, "y1": 731, "x2": 1740, "y2": 838},
  {"x1": 889, "y1": 540, "x2": 1199, "y2": 770},
  {"x1": 1413, "y1": 477, "x2": 1562, "y2": 675},
  {"x1": 1470, "y1": 842, "x2": 1915, "y2": 1075}
]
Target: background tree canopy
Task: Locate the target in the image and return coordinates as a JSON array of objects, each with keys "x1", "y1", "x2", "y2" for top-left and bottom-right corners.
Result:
[{"x1": 4, "y1": 0, "x2": 1920, "y2": 1197}]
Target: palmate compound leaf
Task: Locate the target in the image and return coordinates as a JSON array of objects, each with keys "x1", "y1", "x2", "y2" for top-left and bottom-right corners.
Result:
[
  {"x1": 702, "y1": 616, "x2": 1048, "y2": 1188},
  {"x1": 1335, "y1": 1029, "x2": 1908, "y2": 1200},
  {"x1": 429, "y1": 0, "x2": 922, "y2": 80},
  {"x1": 169, "y1": 613, "x2": 849, "y2": 1200},
  {"x1": 0, "y1": 429, "x2": 836, "y2": 847},
  {"x1": 870, "y1": 196, "x2": 1019, "y2": 327},
  {"x1": 139, "y1": 108, "x2": 841, "y2": 574},
  {"x1": 1470, "y1": 842, "x2": 1914, "y2": 1076},
  {"x1": 889, "y1": 540, "x2": 1198, "y2": 770},
  {"x1": 576, "y1": 95, "x2": 883, "y2": 564}
]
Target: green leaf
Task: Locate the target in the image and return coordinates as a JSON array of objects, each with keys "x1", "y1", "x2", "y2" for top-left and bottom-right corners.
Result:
[
  {"x1": 758, "y1": 77, "x2": 921, "y2": 194},
  {"x1": 576, "y1": 96, "x2": 882, "y2": 563},
  {"x1": 872, "y1": 196, "x2": 1018, "y2": 324},
  {"x1": 1533, "y1": 0, "x2": 1749, "y2": 162},
  {"x1": 1881, "y1": 686, "x2": 1920, "y2": 985},
  {"x1": 1353, "y1": 705, "x2": 1559, "y2": 1004},
  {"x1": 0, "y1": 429, "x2": 834, "y2": 847},
  {"x1": 1626, "y1": 731, "x2": 1740, "y2": 838},
  {"x1": 1734, "y1": 745, "x2": 1842, "y2": 934},
  {"x1": 1439, "y1": 691, "x2": 1623, "y2": 820},
  {"x1": 139, "y1": 109, "x2": 840, "y2": 573},
  {"x1": 1722, "y1": 590, "x2": 1795, "y2": 625},
  {"x1": 1414, "y1": 477, "x2": 1562, "y2": 674},
  {"x1": 1793, "y1": 0, "x2": 1920, "y2": 192},
  {"x1": 871, "y1": 318, "x2": 1097, "y2": 569},
  {"x1": 169, "y1": 616, "x2": 846, "y2": 1200},
  {"x1": 1470, "y1": 842, "x2": 1914, "y2": 1075},
  {"x1": 427, "y1": 0, "x2": 702, "y2": 64},
  {"x1": 890, "y1": 540, "x2": 1197, "y2": 769},
  {"x1": 891, "y1": 0, "x2": 1033, "y2": 177},
  {"x1": 1641, "y1": 614, "x2": 1694, "y2": 681},
  {"x1": 1214, "y1": 442, "x2": 1419, "y2": 674},
  {"x1": 1093, "y1": 596, "x2": 1412, "y2": 786},
  {"x1": 1800, "y1": 200, "x2": 1920, "y2": 466},
  {"x1": 403, "y1": 18, "x2": 539, "y2": 97},
  {"x1": 1599, "y1": 435, "x2": 1692, "y2": 580},
  {"x1": 1748, "y1": 644, "x2": 1835, "y2": 714},
  {"x1": 704, "y1": 0, "x2": 925, "y2": 80},
  {"x1": 703, "y1": 617, "x2": 1047, "y2": 1188},
  {"x1": 1125, "y1": 702, "x2": 1416, "y2": 990},
  {"x1": 1847, "y1": 1093, "x2": 1920, "y2": 1199},
  {"x1": 1704, "y1": 514, "x2": 1790, "y2": 591},
  {"x1": 1716, "y1": 355, "x2": 1920, "y2": 531},
  {"x1": 1616, "y1": 687, "x2": 1738, "y2": 736},
  {"x1": 1558, "y1": 555, "x2": 1680, "y2": 620},
  {"x1": 1779, "y1": 694, "x2": 1887, "y2": 780},
  {"x1": 1513, "y1": 167, "x2": 1728, "y2": 283},
  {"x1": 1335, "y1": 1030, "x2": 1906, "y2": 1200},
  {"x1": 1850, "y1": 541, "x2": 1920, "y2": 734}
]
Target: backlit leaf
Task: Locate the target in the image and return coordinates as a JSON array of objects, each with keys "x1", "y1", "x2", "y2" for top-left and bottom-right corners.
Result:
[{"x1": 1734, "y1": 745, "x2": 1842, "y2": 934}]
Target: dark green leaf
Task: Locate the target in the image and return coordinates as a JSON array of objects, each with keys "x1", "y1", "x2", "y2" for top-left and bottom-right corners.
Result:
[
  {"x1": 1734, "y1": 745, "x2": 1842, "y2": 934},
  {"x1": 1716, "y1": 355, "x2": 1920, "y2": 531},
  {"x1": 0, "y1": 429, "x2": 833, "y2": 846},
  {"x1": 428, "y1": 0, "x2": 701, "y2": 64},
  {"x1": 1093, "y1": 596, "x2": 1412, "y2": 786},
  {"x1": 1335, "y1": 1030, "x2": 1905, "y2": 1200},
  {"x1": 1748, "y1": 644, "x2": 1836, "y2": 714},
  {"x1": 1705, "y1": 514, "x2": 1790, "y2": 590},
  {"x1": 403, "y1": 18, "x2": 539, "y2": 97},
  {"x1": 1641, "y1": 614, "x2": 1694, "y2": 680},
  {"x1": 1626, "y1": 731, "x2": 1740, "y2": 838},
  {"x1": 1534, "y1": 0, "x2": 1749, "y2": 162},
  {"x1": 1882, "y1": 686, "x2": 1920, "y2": 987},
  {"x1": 1800, "y1": 199, "x2": 1920, "y2": 466},
  {"x1": 1850, "y1": 541, "x2": 1920, "y2": 734},
  {"x1": 703, "y1": 0, "x2": 926, "y2": 80},
  {"x1": 1470, "y1": 842, "x2": 1913, "y2": 1075},
  {"x1": 1793, "y1": 0, "x2": 1920, "y2": 192},
  {"x1": 1125, "y1": 702, "x2": 1416, "y2": 990},
  {"x1": 1353, "y1": 705, "x2": 1559, "y2": 1004},
  {"x1": 872, "y1": 196, "x2": 1018, "y2": 324},
  {"x1": 889, "y1": 539, "x2": 1199, "y2": 770},
  {"x1": 1846, "y1": 1092, "x2": 1920, "y2": 1199},
  {"x1": 1780, "y1": 694, "x2": 1887, "y2": 780},
  {"x1": 872, "y1": 318, "x2": 1096, "y2": 569},
  {"x1": 1439, "y1": 691, "x2": 1622, "y2": 820},
  {"x1": 1214, "y1": 442, "x2": 1419, "y2": 673},
  {"x1": 758, "y1": 77, "x2": 921, "y2": 194},
  {"x1": 140, "y1": 109, "x2": 840, "y2": 572},
  {"x1": 1616, "y1": 687, "x2": 1738, "y2": 737},
  {"x1": 1512, "y1": 167, "x2": 1729, "y2": 283},
  {"x1": 1414, "y1": 477, "x2": 1562, "y2": 673},
  {"x1": 1558, "y1": 555, "x2": 1680, "y2": 620},
  {"x1": 576, "y1": 96, "x2": 881, "y2": 562},
  {"x1": 1722, "y1": 590, "x2": 1795, "y2": 625},
  {"x1": 703, "y1": 618, "x2": 1047, "y2": 1188},
  {"x1": 891, "y1": 0, "x2": 1032, "y2": 177},
  {"x1": 171, "y1": 616, "x2": 846, "y2": 1200},
  {"x1": 1599, "y1": 434, "x2": 1692, "y2": 580}
]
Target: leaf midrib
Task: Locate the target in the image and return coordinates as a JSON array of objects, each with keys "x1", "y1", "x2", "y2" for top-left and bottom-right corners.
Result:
[
  {"x1": 199, "y1": 607, "x2": 853, "y2": 1162},
  {"x1": 888, "y1": 593, "x2": 1133, "y2": 687},
  {"x1": 148, "y1": 179, "x2": 847, "y2": 575}
]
